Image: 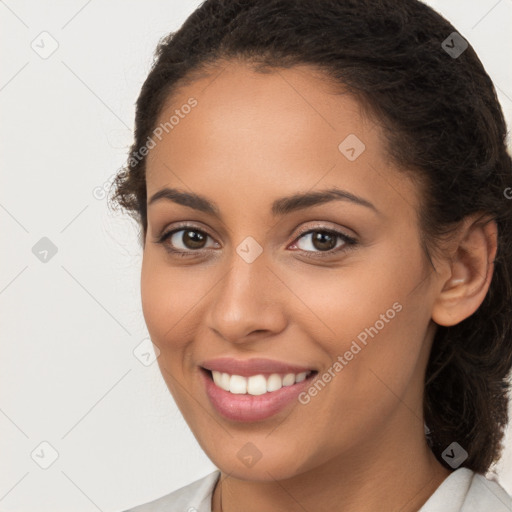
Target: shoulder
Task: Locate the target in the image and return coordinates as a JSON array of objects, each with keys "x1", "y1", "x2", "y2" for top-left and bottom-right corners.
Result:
[
  {"x1": 462, "y1": 472, "x2": 512, "y2": 511},
  {"x1": 122, "y1": 470, "x2": 220, "y2": 512},
  {"x1": 419, "y1": 467, "x2": 512, "y2": 512}
]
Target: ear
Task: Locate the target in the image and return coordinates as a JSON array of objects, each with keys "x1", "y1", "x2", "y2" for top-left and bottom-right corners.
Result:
[{"x1": 431, "y1": 214, "x2": 498, "y2": 327}]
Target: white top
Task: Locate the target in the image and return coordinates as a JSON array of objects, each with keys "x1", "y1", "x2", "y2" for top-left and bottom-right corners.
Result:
[{"x1": 123, "y1": 468, "x2": 512, "y2": 512}]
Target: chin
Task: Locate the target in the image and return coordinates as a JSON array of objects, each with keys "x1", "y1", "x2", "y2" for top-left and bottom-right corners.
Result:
[{"x1": 204, "y1": 442, "x2": 311, "y2": 482}]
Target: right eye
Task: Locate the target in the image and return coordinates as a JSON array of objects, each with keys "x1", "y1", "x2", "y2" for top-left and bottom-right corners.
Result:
[{"x1": 155, "y1": 225, "x2": 220, "y2": 256}]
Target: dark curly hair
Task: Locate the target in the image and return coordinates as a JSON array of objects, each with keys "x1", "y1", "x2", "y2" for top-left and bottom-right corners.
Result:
[{"x1": 109, "y1": 0, "x2": 512, "y2": 474}]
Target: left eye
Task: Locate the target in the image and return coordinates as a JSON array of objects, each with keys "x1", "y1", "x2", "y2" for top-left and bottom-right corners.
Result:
[{"x1": 290, "y1": 229, "x2": 357, "y2": 255}]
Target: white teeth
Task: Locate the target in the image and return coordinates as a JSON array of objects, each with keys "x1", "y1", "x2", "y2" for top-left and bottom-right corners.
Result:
[
  {"x1": 282, "y1": 373, "x2": 296, "y2": 386},
  {"x1": 220, "y1": 372, "x2": 230, "y2": 390},
  {"x1": 247, "y1": 375, "x2": 267, "y2": 395},
  {"x1": 295, "y1": 371, "x2": 308, "y2": 382},
  {"x1": 210, "y1": 370, "x2": 312, "y2": 395},
  {"x1": 229, "y1": 374, "x2": 247, "y2": 394},
  {"x1": 266, "y1": 373, "x2": 282, "y2": 392},
  {"x1": 212, "y1": 371, "x2": 222, "y2": 387}
]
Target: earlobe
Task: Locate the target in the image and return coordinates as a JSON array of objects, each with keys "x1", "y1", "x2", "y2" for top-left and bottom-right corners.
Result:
[{"x1": 431, "y1": 215, "x2": 498, "y2": 327}]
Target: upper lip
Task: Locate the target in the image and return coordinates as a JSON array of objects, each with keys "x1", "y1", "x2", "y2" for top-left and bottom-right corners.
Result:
[{"x1": 200, "y1": 357, "x2": 316, "y2": 377}]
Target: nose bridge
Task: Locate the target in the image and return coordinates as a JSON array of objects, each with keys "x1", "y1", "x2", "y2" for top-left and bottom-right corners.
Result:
[{"x1": 207, "y1": 240, "x2": 286, "y2": 342}]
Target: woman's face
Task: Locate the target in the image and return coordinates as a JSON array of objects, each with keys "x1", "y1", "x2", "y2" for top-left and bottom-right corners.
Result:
[{"x1": 141, "y1": 61, "x2": 442, "y2": 480}]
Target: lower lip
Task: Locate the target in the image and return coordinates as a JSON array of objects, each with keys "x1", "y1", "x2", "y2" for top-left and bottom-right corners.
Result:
[{"x1": 200, "y1": 368, "x2": 317, "y2": 422}]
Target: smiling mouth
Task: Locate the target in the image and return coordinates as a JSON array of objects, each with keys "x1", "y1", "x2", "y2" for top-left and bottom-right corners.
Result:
[{"x1": 201, "y1": 367, "x2": 318, "y2": 396}]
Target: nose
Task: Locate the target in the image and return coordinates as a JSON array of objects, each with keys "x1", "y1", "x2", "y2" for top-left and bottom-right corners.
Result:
[{"x1": 206, "y1": 248, "x2": 288, "y2": 345}]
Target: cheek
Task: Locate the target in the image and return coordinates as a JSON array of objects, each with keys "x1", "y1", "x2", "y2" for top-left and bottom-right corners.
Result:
[
  {"x1": 279, "y1": 259, "x2": 408, "y2": 346},
  {"x1": 140, "y1": 253, "x2": 190, "y2": 349},
  {"x1": 140, "y1": 251, "x2": 222, "y2": 355},
  {"x1": 140, "y1": 254, "x2": 200, "y2": 405},
  {"x1": 285, "y1": 242, "x2": 429, "y2": 396}
]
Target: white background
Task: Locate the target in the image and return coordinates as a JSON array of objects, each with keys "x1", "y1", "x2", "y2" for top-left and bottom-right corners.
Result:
[{"x1": 1, "y1": 1, "x2": 511, "y2": 510}]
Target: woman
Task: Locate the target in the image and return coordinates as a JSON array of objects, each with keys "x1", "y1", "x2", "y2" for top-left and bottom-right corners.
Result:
[{"x1": 111, "y1": 0, "x2": 512, "y2": 510}]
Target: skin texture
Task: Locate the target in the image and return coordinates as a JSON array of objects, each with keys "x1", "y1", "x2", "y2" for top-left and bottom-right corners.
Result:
[{"x1": 141, "y1": 61, "x2": 497, "y2": 512}]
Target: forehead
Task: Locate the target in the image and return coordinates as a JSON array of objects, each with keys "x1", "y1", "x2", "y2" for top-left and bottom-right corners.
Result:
[{"x1": 145, "y1": 60, "x2": 419, "y2": 218}]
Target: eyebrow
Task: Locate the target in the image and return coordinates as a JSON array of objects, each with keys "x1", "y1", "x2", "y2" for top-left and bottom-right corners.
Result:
[{"x1": 148, "y1": 187, "x2": 380, "y2": 218}]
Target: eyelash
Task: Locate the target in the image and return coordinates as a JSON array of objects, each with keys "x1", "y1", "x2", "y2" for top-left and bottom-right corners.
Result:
[{"x1": 153, "y1": 222, "x2": 358, "y2": 260}]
